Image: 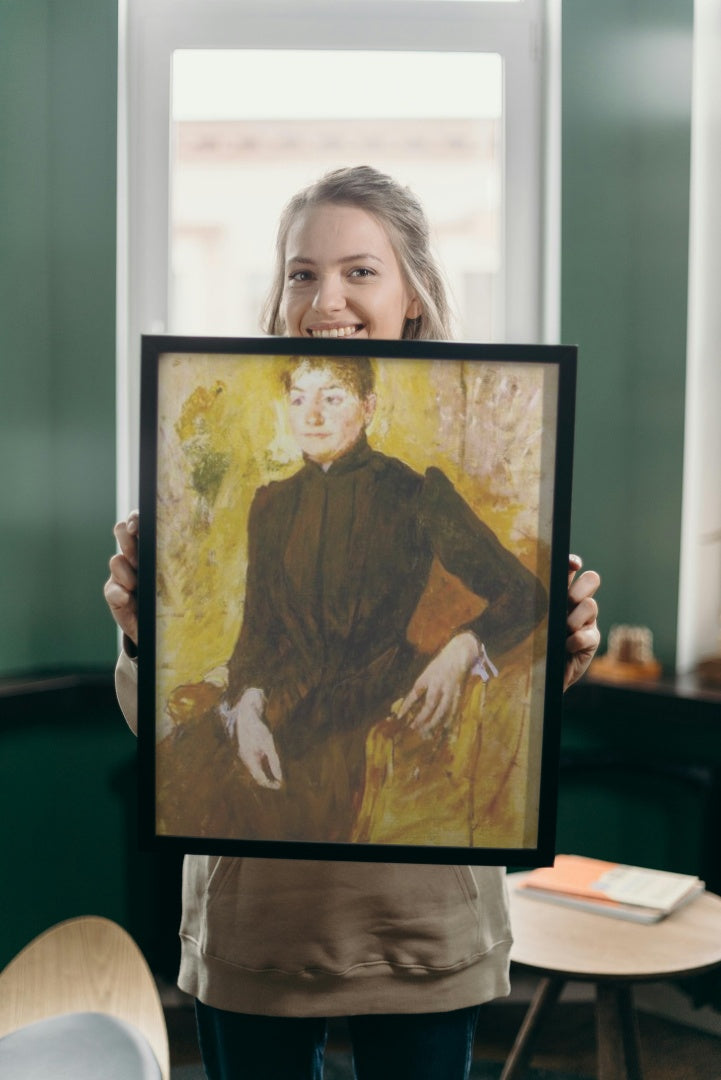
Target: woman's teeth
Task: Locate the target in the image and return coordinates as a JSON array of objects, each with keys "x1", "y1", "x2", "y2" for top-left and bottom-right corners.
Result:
[{"x1": 310, "y1": 326, "x2": 359, "y2": 338}]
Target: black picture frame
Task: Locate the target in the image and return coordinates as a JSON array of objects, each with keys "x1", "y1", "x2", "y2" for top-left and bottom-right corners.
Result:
[{"x1": 138, "y1": 335, "x2": 576, "y2": 865}]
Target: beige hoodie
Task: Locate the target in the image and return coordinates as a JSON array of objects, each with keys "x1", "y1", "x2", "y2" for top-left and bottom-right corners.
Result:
[{"x1": 116, "y1": 650, "x2": 512, "y2": 1016}]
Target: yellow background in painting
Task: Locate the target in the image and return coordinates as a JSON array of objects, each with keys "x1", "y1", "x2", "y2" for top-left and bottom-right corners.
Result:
[{"x1": 154, "y1": 350, "x2": 557, "y2": 848}]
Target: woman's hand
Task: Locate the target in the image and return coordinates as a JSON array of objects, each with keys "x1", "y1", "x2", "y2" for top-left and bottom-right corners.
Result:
[
  {"x1": 565, "y1": 554, "x2": 601, "y2": 690},
  {"x1": 396, "y1": 631, "x2": 479, "y2": 738},
  {"x1": 226, "y1": 688, "x2": 283, "y2": 790},
  {"x1": 104, "y1": 510, "x2": 139, "y2": 646}
]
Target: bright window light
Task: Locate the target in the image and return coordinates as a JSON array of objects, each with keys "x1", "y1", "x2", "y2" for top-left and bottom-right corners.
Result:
[{"x1": 170, "y1": 50, "x2": 503, "y2": 341}]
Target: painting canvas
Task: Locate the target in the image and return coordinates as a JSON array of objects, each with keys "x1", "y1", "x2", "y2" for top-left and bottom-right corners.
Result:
[{"x1": 138, "y1": 336, "x2": 576, "y2": 865}]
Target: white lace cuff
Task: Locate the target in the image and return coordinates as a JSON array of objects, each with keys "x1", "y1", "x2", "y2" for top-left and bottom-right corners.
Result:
[{"x1": 471, "y1": 642, "x2": 499, "y2": 682}]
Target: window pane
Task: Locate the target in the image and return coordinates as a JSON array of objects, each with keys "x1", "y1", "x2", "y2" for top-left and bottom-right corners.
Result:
[
  {"x1": 336, "y1": 1, "x2": 521, "y2": 3},
  {"x1": 170, "y1": 49, "x2": 503, "y2": 340}
]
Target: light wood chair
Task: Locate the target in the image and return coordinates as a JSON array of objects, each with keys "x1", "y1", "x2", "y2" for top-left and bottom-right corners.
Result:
[{"x1": 0, "y1": 915, "x2": 169, "y2": 1079}]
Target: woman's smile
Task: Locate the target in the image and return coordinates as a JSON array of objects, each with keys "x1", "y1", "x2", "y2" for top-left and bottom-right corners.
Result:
[{"x1": 307, "y1": 324, "x2": 364, "y2": 339}]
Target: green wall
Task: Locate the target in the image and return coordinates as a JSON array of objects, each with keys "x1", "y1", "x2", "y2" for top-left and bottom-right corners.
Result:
[
  {"x1": 562, "y1": 0, "x2": 693, "y2": 669},
  {"x1": 0, "y1": 682, "x2": 183, "y2": 973},
  {"x1": 0, "y1": 0, "x2": 118, "y2": 676},
  {"x1": 0, "y1": 0, "x2": 128, "y2": 968}
]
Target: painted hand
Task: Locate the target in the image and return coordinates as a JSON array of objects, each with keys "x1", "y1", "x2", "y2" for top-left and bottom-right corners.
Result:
[
  {"x1": 396, "y1": 631, "x2": 479, "y2": 738},
  {"x1": 228, "y1": 688, "x2": 283, "y2": 789}
]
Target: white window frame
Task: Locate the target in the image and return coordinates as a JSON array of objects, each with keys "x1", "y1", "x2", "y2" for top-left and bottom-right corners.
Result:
[
  {"x1": 117, "y1": 0, "x2": 559, "y2": 511},
  {"x1": 677, "y1": 0, "x2": 721, "y2": 674}
]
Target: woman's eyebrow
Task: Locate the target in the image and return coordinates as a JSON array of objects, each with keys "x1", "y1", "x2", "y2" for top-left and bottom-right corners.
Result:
[
  {"x1": 290, "y1": 381, "x2": 344, "y2": 393},
  {"x1": 286, "y1": 253, "x2": 384, "y2": 266},
  {"x1": 339, "y1": 253, "x2": 383, "y2": 265}
]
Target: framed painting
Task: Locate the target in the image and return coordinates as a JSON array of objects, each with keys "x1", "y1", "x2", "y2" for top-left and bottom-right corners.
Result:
[{"x1": 137, "y1": 336, "x2": 576, "y2": 865}]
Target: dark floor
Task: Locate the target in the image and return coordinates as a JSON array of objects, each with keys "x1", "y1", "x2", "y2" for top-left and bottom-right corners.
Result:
[
  {"x1": 165, "y1": 989, "x2": 721, "y2": 1079},
  {"x1": 474, "y1": 999, "x2": 721, "y2": 1079}
]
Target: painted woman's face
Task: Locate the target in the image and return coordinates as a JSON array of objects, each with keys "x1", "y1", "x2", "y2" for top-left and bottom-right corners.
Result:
[
  {"x1": 286, "y1": 364, "x2": 376, "y2": 466},
  {"x1": 281, "y1": 203, "x2": 421, "y2": 341}
]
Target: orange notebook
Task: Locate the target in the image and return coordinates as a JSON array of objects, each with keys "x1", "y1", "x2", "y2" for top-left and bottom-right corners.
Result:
[{"x1": 515, "y1": 854, "x2": 704, "y2": 923}]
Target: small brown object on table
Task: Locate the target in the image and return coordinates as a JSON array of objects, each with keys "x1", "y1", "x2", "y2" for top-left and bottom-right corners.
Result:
[{"x1": 502, "y1": 873, "x2": 721, "y2": 1080}]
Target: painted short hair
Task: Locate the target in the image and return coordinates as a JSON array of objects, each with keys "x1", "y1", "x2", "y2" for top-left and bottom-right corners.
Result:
[{"x1": 280, "y1": 356, "x2": 376, "y2": 401}]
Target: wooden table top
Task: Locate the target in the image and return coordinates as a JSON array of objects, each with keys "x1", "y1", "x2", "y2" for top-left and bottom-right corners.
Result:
[{"x1": 508, "y1": 871, "x2": 721, "y2": 981}]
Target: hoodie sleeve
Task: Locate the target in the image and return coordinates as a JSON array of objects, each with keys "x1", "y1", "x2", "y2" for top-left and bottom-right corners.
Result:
[{"x1": 115, "y1": 646, "x2": 139, "y2": 736}]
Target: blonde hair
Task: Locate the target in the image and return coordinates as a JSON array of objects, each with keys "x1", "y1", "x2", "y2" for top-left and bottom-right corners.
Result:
[{"x1": 262, "y1": 166, "x2": 453, "y2": 341}]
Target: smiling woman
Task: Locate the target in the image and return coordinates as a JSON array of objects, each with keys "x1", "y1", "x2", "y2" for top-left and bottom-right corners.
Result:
[
  {"x1": 282, "y1": 205, "x2": 421, "y2": 340},
  {"x1": 263, "y1": 166, "x2": 451, "y2": 341}
]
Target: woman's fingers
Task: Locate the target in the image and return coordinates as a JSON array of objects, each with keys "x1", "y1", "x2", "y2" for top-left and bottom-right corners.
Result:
[
  {"x1": 262, "y1": 743, "x2": 284, "y2": 788},
  {"x1": 108, "y1": 550, "x2": 137, "y2": 590},
  {"x1": 408, "y1": 685, "x2": 443, "y2": 735},
  {"x1": 567, "y1": 590, "x2": 600, "y2": 635},
  {"x1": 103, "y1": 576, "x2": 138, "y2": 642},
  {"x1": 567, "y1": 552, "x2": 583, "y2": 587},
  {"x1": 568, "y1": 568, "x2": 601, "y2": 611},
  {"x1": 104, "y1": 512, "x2": 141, "y2": 644},
  {"x1": 563, "y1": 558, "x2": 601, "y2": 690},
  {"x1": 397, "y1": 683, "x2": 423, "y2": 721},
  {"x1": 113, "y1": 512, "x2": 139, "y2": 568}
]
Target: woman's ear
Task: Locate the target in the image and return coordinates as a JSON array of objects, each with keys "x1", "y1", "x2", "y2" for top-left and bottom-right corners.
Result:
[
  {"x1": 363, "y1": 393, "x2": 378, "y2": 427},
  {"x1": 406, "y1": 296, "x2": 423, "y2": 320}
]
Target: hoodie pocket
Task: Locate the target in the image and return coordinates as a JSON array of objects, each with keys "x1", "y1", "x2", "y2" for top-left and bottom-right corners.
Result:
[
  {"x1": 179, "y1": 854, "x2": 238, "y2": 950},
  {"x1": 182, "y1": 856, "x2": 509, "y2": 976}
]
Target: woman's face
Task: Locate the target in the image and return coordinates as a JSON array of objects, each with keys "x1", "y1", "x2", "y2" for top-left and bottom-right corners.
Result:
[
  {"x1": 281, "y1": 203, "x2": 421, "y2": 341},
  {"x1": 287, "y1": 364, "x2": 376, "y2": 466}
]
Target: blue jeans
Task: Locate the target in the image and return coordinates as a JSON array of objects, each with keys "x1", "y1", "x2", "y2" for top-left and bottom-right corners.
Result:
[{"x1": 195, "y1": 1000, "x2": 481, "y2": 1080}]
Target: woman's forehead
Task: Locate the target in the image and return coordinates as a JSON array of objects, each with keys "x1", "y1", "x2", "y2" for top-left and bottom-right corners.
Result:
[{"x1": 285, "y1": 202, "x2": 394, "y2": 261}]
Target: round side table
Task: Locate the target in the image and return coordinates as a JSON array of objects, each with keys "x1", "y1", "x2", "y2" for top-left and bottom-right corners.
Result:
[{"x1": 502, "y1": 872, "x2": 721, "y2": 1080}]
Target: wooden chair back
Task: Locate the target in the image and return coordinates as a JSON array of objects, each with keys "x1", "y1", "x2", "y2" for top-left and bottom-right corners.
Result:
[{"x1": 0, "y1": 916, "x2": 169, "y2": 1080}]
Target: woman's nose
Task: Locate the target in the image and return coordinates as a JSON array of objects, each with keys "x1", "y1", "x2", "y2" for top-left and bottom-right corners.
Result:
[
  {"x1": 312, "y1": 274, "x2": 344, "y2": 314},
  {"x1": 306, "y1": 400, "x2": 325, "y2": 425}
]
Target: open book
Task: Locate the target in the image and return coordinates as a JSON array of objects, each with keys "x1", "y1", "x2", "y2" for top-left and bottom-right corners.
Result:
[{"x1": 514, "y1": 854, "x2": 705, "y2": 923}]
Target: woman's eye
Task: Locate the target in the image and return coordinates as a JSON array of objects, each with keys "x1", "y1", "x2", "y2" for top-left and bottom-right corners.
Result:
[
  {"x1": 324, "y1": 394, "x2": 343, "y2": 406},
  {"x1": 288, "y1": 270, "x2": 313, "y2": 283},
  {"x1": 349, "y1": 267, "x2": 374, "y2": 279}
]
